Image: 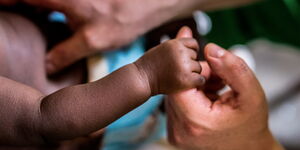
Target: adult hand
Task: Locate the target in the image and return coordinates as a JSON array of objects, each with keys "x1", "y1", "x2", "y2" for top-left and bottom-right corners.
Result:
[
  {"x1": 14, "y1": 0, "x2": 181, "y2": 74},
  {"x1": 166, "y1": 28, "x2": 284, "y2": 150},
  {"x1": 1, "y1": 0, "x2": 260, "y2": 74}
]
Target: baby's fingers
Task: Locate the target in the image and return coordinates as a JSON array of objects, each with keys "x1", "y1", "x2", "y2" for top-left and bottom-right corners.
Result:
[
  {"x1": 189, "y1": 73, "x2": 206, "y2": 88},
  {"x1": 190, "y1": 61, "x2": 202, "y2": 73}
]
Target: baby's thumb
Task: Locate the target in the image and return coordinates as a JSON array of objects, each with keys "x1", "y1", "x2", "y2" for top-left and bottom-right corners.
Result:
[{"x1": 176, "y1": 26, "x2": 193, "y2": 39}]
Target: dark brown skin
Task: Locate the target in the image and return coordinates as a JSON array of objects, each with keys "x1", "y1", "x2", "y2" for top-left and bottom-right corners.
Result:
[{"x1": 0, "y1": 12, "x2": 203, "y2": 146}]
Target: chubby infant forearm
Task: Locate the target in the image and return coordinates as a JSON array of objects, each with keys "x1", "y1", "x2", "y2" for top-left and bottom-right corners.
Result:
[
  {"x1": 0, "y1": 63, "x2": 152, "y2": 145},
  {"x1": 36, "y1": 63, "x2": 152, "y2": 142}
]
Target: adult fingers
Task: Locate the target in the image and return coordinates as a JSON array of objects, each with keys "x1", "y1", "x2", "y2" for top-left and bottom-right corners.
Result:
[
  {"x1": 46, "y1": 31, "x2": 90, "y2": 74},
  {"x1": 167, "y1": 89, "x2": 212, "y2": 118}
]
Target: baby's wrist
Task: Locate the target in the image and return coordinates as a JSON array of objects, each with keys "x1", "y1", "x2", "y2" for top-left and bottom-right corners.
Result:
[
  {"x1": 131, "y1": 62, "x2": 153, "y2": 97},
  {"x1": 133, "y1": 57, "x2": 160, "y2": 96}
]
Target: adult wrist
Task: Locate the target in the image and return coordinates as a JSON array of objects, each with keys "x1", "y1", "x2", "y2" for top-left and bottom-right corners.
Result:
[
  {"x1": 201, "y1": 129, "x2": 284, "y2": 150},
  {"x1": 243, "y1": 129, "x2": 284, "y2": 150}
]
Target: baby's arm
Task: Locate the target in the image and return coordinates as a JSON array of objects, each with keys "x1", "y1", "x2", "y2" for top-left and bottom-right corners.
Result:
[
  {"x1": 0, "y1": 63, "x2": 149, "y2": 145},
  {"x1": 0, "y1": 28, "x2": 204, "y2": 146}
]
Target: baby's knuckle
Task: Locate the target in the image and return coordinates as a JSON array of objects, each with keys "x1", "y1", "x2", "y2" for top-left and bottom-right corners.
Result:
[
  {"x1": 180, "y1": 60, "x2": 191, "y2": 71},
  {"x1": 183, "y1": 66, "x2": 191, "y2": 75},
  {"x1": 176, "y1": 72, "x2": 189, "y2": 86},
  {"x1": 167, "y1": 40, "x2": 181, "y2": 49}
]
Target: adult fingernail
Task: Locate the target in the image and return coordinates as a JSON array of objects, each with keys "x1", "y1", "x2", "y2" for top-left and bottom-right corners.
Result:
[{"x1": 208, "y1": 43, "x2": 225, "y2": 58}]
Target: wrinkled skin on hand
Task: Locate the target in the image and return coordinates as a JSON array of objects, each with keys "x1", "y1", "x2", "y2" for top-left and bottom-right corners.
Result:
[{"x1": 166, "y1": 28, "x2": 283, "y2": 150}]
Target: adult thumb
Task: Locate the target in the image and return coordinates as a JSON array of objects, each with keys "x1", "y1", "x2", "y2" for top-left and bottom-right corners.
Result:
[
  {"x1": 176, "y1": 26, "x2": 193, "y2": 39},
  {"x1": 204, "y1": 43, "x2": 263, "y2": 96}
]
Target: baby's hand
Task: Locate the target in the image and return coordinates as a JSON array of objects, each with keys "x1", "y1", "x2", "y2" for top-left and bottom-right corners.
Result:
[{"x1": 134, "y1": 27, "x2": 204, "y2": 95}]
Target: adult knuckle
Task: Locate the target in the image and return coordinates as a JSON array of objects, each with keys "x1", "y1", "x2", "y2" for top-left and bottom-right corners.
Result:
[{"x1": 229, "y1": 57, "x2": 249, "y2": 74}]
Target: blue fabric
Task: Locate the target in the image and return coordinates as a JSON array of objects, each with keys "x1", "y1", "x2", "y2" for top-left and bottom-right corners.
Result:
[{"x1": 49, "y1": 12, "x2": 66, "y2": 22}]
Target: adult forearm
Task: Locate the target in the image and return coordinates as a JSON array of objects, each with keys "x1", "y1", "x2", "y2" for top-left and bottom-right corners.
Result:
[{"x1": 37, "y1": 63, "x2": 150, "y2": 142}]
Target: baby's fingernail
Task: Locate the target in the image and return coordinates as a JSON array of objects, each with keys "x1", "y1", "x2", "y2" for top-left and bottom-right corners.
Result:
[
  {"x1": 197, "y1": 76, "x2": 206, "y2": 89},
  {"x1": 208, "y1": 43, "x2": 225, "y2": 58},
  {"x1": 200, "y1": 76, "x2": 206, "y2": 84}
]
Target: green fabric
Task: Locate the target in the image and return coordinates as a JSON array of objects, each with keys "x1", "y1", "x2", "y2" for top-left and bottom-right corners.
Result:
[{"x1": 206, "y1": 0, "x2": 300, "y2": 49}]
